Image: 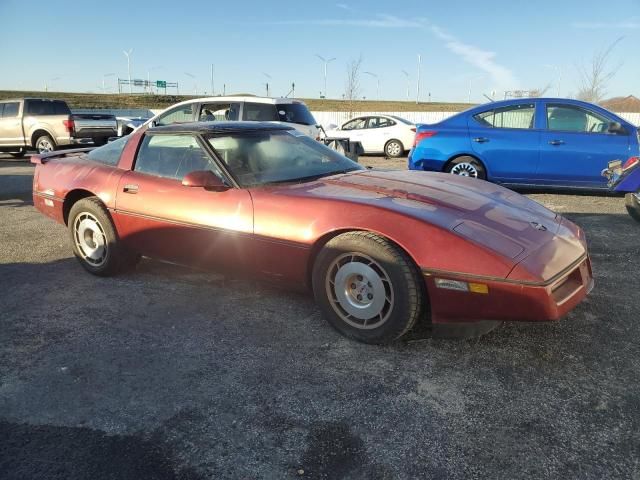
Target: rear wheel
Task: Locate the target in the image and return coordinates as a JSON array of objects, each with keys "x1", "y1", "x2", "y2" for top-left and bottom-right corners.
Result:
[
  {"x1": 35, "y1": 134, "x2": 56, "y2": 154},
  {"x1": 312, "y1": 231, "x2": 425, "y2": 344},
  {"x1": 446, "y1": 156, "x2": 486, "y2": 180},
  {"x1": 625, "y1": 191, "x2": 640, "y2": 223},
  {"x1": 68, "y1": 197, "x2": 139, "y2": 276},
  {"x1": 385, "y1": 139, "x2": 404, "y2": 158}
]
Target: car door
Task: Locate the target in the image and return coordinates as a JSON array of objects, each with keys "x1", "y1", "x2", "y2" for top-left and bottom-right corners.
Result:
[
  {"x1": 363, "y1": 117, "x2": 391, "y2": 152},
  {"x1": 468, "y1": 102, "x2": 540, "y2": 183},
  {"x1": 113, "y1": 132, "x2": 254, "y2": 270},
  {"x1": 0, "y1": 102, "x2": 26, "y2": 147},
  {"x1": 339, "y1": 117, "x2": 369, "y2": 151},
  {"x1": 538, "y1": 102, "x2": 631, "y2": 189}
]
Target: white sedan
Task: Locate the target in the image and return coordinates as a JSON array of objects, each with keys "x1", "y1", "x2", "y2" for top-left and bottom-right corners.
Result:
[{"x1": 326, "y1": 115, "x2": 416, "y2": 158}]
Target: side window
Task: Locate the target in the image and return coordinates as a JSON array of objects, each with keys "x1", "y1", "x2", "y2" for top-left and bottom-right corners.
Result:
[
  {"x1": 366, "y1": 117, "x2": 379, "y2": 129},
  {"x1": 0, "y1": 104, "x2": 5, "y2": 118},
  {"x1": 242, "y1": 103, "x2": 278, "y2": 121},
  {"x1": 3, "y1": 102, "x2": 19, "y2": 118},
  {"x1": 342, "y1": 118, "x2": 366, "y2": 130},
  {"x1": 198, "y1": 102, "x2": 240, "y2": 122},
  {"x1": 134, "y1": 134, "x2": 223, "y2": 181},
  {"x1": 155, "y1": 105, "x2": 194, "y2": 126},
  {"x1": 546, "y1": 104, "x2": 610, "y2": 133},
  {"x1": 378, "y1": 117, "x2": 395, "y2": 128},
  {"x1": 474, "y1": 104, "x2": 535, "y2": 129}
]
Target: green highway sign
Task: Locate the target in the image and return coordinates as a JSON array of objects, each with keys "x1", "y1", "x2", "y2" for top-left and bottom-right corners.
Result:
[{"x1": 156, "y1": 80, "x2": 167, "y2": 88}]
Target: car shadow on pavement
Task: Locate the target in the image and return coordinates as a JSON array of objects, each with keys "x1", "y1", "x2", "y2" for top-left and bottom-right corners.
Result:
[{"x1": 0, "y1": 420, "x2": 205, "y2": 480}]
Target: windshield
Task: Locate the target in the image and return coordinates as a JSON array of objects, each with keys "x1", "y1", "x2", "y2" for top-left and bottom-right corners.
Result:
[
  {"x1": 207, "y1": 130, "x2": 363, "y2": 187},
  {"x1": 276, "y1": 103, "x2": 317, "y2": 126}
]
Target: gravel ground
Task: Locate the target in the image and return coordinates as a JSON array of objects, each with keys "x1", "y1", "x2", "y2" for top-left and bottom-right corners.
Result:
[{"x1": 1, "y1": 154, "x2": 639, "y2": 479}]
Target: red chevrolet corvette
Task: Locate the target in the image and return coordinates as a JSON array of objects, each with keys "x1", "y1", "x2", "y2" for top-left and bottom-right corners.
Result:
[{"x1": 31, "y1": 122, "x2": 593, "y2": 343}]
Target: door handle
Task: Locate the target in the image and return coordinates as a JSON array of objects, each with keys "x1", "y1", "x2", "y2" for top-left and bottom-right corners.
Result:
[
  {"x1": 123, "y1": 184, "x2": 139, "y2": 194},
  {"x1": 473, "y1": 137, "x2": 489, "y2": 143},
  {"x1": 549, "y1": 140, "x2": 565, "y2": 146}
]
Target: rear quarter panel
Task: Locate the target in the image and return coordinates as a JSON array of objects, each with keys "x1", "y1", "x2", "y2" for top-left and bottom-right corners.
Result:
[
  {"x1": 33, "y1": 157, "x2": 125, "y2": 224},
  {"x1": 410, "y1": 126, "x2": 472, "y2": 171}
]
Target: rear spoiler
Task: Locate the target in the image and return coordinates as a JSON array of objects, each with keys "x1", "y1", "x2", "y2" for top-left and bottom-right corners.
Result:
[{"x1": 31, "y1": 147, "x2": 94, "y2": 165}]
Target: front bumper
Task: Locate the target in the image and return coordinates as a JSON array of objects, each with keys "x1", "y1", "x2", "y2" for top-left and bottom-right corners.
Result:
[{"x1": 422, "y1": 255, "x2": 593, "y2": 325}]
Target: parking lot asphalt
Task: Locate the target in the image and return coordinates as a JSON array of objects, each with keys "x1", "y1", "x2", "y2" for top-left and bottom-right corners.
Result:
[{"x1": 1, "y1": 153, "x2": 639, "y2": 479}]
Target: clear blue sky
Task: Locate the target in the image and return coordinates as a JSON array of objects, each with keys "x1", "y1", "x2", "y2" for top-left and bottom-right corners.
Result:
[{"x1": 1, "y1": 0, "x2": 638, "y2": 102}]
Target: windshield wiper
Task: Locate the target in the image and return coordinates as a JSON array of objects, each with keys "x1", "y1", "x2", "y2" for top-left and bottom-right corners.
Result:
[
  {"x1": 294, "y1": 168, "x2": 361, "y2": 182},
  {"x1": 260, "y1": 168, "x2": 361, "y2": 186}
]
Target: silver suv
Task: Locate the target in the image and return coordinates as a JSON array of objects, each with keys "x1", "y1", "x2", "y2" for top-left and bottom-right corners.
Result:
[{"x1": 145, "y1": 96, "x2": 320, "y2": 139}]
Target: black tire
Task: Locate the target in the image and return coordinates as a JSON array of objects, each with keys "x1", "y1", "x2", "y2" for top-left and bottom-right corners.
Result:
[
  {"x1": 312, "y1": 231, "x2": 425, "y2": 344},
  {"x1": 445, "y1": 156, "x2": 486, "y2": 180},
  {"x1": 384, "y1": 139, "x2": 404, "y2": 158},
  {"x1": 68, "y1": 197, "x2": 138, "y2": 276},
  {"x1": 34, "y1": 134, "x2": 56, "y2": 154},
  {"x1": 625, "y1": 192, "x2": 640, "y2": 223}
]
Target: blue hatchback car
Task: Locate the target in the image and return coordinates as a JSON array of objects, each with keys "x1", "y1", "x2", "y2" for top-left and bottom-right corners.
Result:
[{"x1": 408, "y1": 98, "x2": 639, "y2": 190}]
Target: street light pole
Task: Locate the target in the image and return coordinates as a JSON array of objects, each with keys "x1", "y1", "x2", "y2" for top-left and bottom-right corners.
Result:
[
  {"x1": 416, "y1": 54, "x2": 422, "y2": 104},
  {"x1": 102, "y1": 73, "x2": 115, "y2": 94},
  {"x1": 123, "y1": 49, "x2": 133, "y2": 94},
  {"x1": 263, "y1": 72, "x2": 272, "y2": 97},
  {"x1": 211, "y1": 63, "x2": 216, "y2": 97},
  {"x1": 364, "y1": 71, "x2": 379, "y2": 101},
  {"x1": 402, "y1": 70, "x2": 409, "y2": 101},
  {"x1": 315, "y1": 54, "x2": 336, "y2": 98},
  {"x1": 184, "y1": 72, "x2": 197, "y2": 95}
]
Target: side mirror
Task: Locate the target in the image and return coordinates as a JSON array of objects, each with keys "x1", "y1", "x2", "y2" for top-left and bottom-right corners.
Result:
[
  {"x1": 182, "y1": 170, "x2": 228, "y2": 191},
  {"x1": 608, "y1": 121, "x2": 627, "y2": 135}
]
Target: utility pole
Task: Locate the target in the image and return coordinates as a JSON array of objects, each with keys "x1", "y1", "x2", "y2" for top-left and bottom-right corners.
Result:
[
  {"x1": 315, "y1": 54, "x2": 336, "y2": 98},
  {"x1": 402, "y1": 70, "x2": 409, "y2": 101},
  {"x1": 416, "y1": 54, "x2": 421, "y2": 104},
  {"x1": 123, "y1": 49, "x2": 133, "y2": 94}
]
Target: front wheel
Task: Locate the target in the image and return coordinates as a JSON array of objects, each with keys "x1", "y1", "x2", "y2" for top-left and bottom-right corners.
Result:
[
  {"x1": 385, "y1": 139, "x2": 404, "y2": 158},
  {"x1": 625, "y1": 192, "x2": 640, "y2": 223},
  {"x1": 68, "y1": 197, "x2": 139, "y2": 276},
  {"x1": 446, "y1": 156, "x2": 486, "y2": 180},
  {"x1": 312, "y1": 232, "x2": 425, "y2": 344}
]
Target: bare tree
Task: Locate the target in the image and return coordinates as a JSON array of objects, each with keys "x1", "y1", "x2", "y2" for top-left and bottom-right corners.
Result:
[
  {"x1": 344, "y1": 55, "x2": 363, "y2": 114},
  {"x1": 576, "y1": 37, "x2": 623, "y2": 103}
]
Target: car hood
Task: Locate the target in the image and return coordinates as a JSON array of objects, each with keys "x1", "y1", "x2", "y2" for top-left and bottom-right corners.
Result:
[{"x1": 278, "y1": 170, "x2": 583, "y2": 266}]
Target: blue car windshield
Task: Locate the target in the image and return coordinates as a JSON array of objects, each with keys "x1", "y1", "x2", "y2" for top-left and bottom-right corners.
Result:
[{"x1": 207, "y1": 130, "x2": 363, "y2": 186}]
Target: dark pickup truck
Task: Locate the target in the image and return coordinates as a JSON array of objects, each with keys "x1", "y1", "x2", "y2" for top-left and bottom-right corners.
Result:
[{"x1": 0, "y1": 98, "x2": 118, "y2": 155}]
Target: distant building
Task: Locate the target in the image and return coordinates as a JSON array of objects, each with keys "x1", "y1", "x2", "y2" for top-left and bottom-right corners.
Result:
[{"x1": 601, "y1": 95, "x2": 640, "y2": 112}]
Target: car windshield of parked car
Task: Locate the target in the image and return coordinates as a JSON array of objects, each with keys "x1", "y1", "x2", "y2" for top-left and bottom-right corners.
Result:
[
  {"x1": 276, "y1": 103, "x2": 317, "y2": 126},
  {"x1": 547, "y1": 104, "x2": 610, "y2": 133},
  {"x1": 207, "y1": 130, "x2": 363, "y2": 187},
  {"x1": 86, "y1": 135, "x2": 130, "y2": 166}
]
